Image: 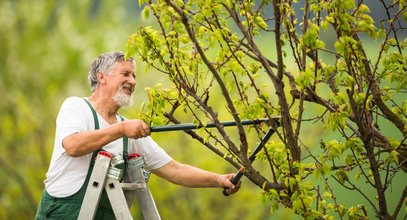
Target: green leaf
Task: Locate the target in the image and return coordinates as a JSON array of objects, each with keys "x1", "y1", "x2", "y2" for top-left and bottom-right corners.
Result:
[
  {"x1": 322, "y1": 191, "x2": 333, "y2": 199},
  {"x1": 313, "y1": 166, "x2": 321, "y2": 180},
  {"x1": 335, "y1": 169, "x2": 349, "y2": 184},
  {"x1": 295, "y1": 69, "x2": 314, "y2": 88},
  {"x1": 255, "y1": 15, "x2": 268, "y2": 29},
  {"x1": 389, "y1": 150, "x2": 399, "y2": 164},
  {"x1": 334, "y1": 40, "x2": 345, "y2": 54},
  {"x1": 141, "y1": 6, "x2": 150, "y2": 20}
]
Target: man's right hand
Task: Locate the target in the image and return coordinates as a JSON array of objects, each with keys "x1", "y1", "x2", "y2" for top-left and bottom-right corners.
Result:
[{"x1": 121, "y1": 119, "x2": 151, "y2": 139}]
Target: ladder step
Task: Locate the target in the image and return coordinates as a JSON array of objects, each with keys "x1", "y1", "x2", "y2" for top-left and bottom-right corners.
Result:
[{"x1": 121, "y1": 182, "x2": 147, "y2": 190}]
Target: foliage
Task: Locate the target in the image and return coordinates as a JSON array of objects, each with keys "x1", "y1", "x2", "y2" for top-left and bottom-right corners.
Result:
[
  {"x1": 0, "y1": 1, "x2": 281, "y2": 219},
  {"x1": 128, "y1": 0, "x2": 407, "y2": 219}
]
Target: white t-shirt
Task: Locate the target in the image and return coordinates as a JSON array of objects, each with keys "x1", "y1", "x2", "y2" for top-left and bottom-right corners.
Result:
[{"x1": 44, "y1": 96, "x2": 172, "y2": 197}]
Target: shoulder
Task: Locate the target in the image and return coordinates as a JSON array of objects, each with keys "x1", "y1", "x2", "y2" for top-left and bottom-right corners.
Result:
[
  {"x1": 62, "y1": 96, "x2": 87, "y2": 106},
  {"x1": 56, "y1": 96, "x2": 94, "y2": 129},
  {"x1": 59, "y1": 96, "x2": 89, "y2": 111},
  {"x1": 57, "y1": 96, "x2": 91, "y2": 119}
]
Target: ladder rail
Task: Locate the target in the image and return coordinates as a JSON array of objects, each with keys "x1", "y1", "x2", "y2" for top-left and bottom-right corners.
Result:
[
  {"x1": 78, "y1": 152, "x2": 112, "y2": 220},
  {"x1": 127, "y1": 155, "x2": 161, "y2": 220}
]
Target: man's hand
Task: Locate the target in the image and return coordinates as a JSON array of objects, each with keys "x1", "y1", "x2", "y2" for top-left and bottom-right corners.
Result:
[
  {"x1": 218, "y1": 174, "x2": 241, "y2": 195},
  {"x1": 121, "y1": 119, "x2": 151, "y2": 139}
]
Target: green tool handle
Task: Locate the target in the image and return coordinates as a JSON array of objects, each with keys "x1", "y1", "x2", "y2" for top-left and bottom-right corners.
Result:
[{"x1": 150, "y1": 118, "x2": 271, "y2": 132}]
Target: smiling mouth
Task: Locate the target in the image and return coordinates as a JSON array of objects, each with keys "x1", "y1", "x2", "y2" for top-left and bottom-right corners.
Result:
[{"x1": 122, "y1": 84, "x2": 134, "y2": 94}]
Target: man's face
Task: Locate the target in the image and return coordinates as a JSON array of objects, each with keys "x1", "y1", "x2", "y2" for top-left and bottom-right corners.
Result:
[{"x1": 105, "y1": 61, "x2": 136, "y2": 107}]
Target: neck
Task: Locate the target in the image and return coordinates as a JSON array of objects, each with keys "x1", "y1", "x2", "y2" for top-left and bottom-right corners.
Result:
[{"x1": 88, "y1": 93, "x2": 120, "y2": 123}]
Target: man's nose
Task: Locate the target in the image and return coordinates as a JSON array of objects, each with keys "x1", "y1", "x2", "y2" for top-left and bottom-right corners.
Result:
[{"x1": 128, "y1": 75, "x2": 136, "y2": 86}]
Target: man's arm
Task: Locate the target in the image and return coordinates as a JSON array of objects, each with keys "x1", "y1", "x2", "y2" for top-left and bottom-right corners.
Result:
[
  {"x1": 63, "y1": 119, "x2": 150, "y2": 157},
  {"x1": 152, "y1": 160, "x2": 240, "y2": 195}
]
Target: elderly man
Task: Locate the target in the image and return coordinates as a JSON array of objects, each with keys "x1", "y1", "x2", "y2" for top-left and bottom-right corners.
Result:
[{"x1": 35, "y1": 51, "x2": 240, "y2": 219}]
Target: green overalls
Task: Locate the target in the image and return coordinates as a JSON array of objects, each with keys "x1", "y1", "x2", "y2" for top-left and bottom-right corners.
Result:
[{"x1": 35, "y1": 99, "x2": 128, "y2": 220}]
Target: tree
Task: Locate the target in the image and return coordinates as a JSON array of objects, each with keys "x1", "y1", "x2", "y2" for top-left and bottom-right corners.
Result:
[{"x1": 127, "y1": 0, "x2": 407, "y2": 219}]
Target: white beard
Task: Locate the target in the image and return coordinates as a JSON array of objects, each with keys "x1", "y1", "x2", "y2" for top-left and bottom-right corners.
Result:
[{"x1": 113, "y1": 86, "x2": 133, "y2": 107}]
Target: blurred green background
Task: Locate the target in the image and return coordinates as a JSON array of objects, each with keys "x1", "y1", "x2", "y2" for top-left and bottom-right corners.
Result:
[{"x1": 0, "y1": 1, "x2": 404, "y2": 219}]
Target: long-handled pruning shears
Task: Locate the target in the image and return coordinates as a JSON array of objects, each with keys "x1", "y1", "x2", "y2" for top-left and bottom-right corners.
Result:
[
  {"x1": 149, "y1": 117, "x2": 280, "y2": 196},
  {"x1": 150, "y1": 118, "x2": 272, "y2": 132},
  {"x1": 221, "y1": 127, "x2": 277, "y2": 195}
]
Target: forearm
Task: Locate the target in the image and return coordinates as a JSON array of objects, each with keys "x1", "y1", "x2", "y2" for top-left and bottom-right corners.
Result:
[
  {"x1": 153, "y1": 161, "x2": 225, "y2": 188},
  {"x1": 171, "y1": 164, "x2": 221, "y2": 188},
  {"x1": 62, "y1": 119, "x2": 150, "y2": 157},
  {"x1": 63, "y1": 123, "x2": 123, "y2": 157}
]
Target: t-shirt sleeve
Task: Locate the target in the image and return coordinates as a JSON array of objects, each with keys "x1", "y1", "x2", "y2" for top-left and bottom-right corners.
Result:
[
  {"x1": 55, "y1": 97, "x2": 91, "y2": 150},
  {"x1": 133, "y1": 136, "x2": 172, "y2": 171}
]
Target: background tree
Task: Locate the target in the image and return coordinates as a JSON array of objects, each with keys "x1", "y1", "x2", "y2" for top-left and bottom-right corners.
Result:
[
  {"x1": 1, "y1": 1, "x2": 278, "y2": 219},
  {"x1": 128, "y1": 0, "x2": 407, "y2": 219}
]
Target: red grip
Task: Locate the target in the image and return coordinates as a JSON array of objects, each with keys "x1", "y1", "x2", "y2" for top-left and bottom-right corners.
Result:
[
  {"x1": 98, "y1": 151, "x2": 113, "y2": 158},
  {"x1": 128, "y1": 153, "x2": 141, "y2": 160}
]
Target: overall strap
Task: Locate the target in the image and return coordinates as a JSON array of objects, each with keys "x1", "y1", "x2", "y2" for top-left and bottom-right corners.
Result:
[
  {"x1": 83, "y1": 98, "x2": 99, "y2": 130},
  {"x1": 83, "y1": 98, "x2": 100, "y2": 160},
  {"x1": 118, "y1": 115, "x2": 128, "y2": 164}
]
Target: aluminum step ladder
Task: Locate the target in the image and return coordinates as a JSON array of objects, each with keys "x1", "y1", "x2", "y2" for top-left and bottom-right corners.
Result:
[{"x1": 78, "y1": 151, "x2": 160, "y2": 220}]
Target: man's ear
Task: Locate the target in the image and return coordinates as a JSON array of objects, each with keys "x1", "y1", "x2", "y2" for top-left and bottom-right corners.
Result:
[{"x1": 97, "y1": 72, "x2": 106, "y2": 85}]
